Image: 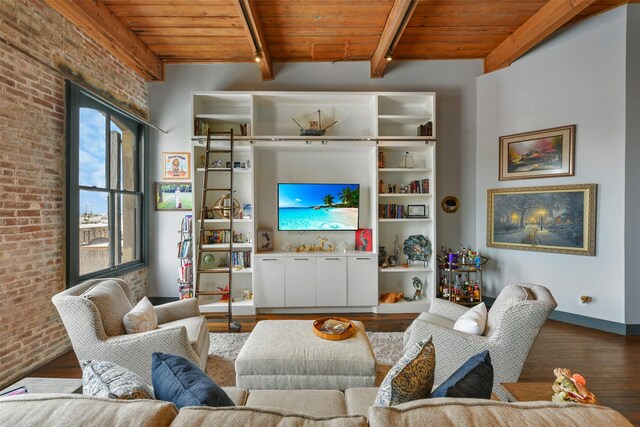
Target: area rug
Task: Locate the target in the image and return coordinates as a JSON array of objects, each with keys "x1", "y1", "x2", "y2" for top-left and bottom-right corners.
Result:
[{"x1": 206, "y1": 332, "x2": 404, "y2": 387}]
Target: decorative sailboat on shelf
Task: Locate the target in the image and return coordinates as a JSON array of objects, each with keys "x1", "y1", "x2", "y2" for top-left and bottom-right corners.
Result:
[{"x1": 291, "y1": 109, "x2": 338, "y2": 136}]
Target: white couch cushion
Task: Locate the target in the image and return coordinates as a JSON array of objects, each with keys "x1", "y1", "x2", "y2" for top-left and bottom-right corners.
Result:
[{"x1": 81, "y1": 280, "x2": 133, "y2": 336}]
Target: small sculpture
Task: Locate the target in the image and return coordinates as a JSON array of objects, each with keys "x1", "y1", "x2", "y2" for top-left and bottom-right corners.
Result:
[
  {"x1": 379, "y1": 292, "x2": 404, "y2": 304},
  {"x1": 412, "y1": 277, "x2": 424, "y2": 300},
  {"x1": 552, "y1": 368, "x2": 598, "y2": 405}
]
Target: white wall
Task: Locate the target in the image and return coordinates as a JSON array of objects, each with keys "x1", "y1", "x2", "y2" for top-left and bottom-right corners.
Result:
[
  {"x1": 625, "y1": 5, "x2": 640, "y2": 325},
  {"x1": 476, "y1": 7, "x2": 628, "y2": 323},
  {"x1": 147, "y1": 60, "x2": 482, "y2": 297}
]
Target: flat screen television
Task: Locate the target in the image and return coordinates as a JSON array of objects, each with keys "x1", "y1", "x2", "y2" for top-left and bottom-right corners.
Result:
[{"x1": 278, "y1": 183, "x2": 360, "y2": 231}]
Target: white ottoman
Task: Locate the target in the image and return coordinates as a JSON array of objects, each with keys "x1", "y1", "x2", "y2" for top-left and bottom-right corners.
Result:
[{"x1": 235, "y1": 320, "x2": 376, "y2": 390}]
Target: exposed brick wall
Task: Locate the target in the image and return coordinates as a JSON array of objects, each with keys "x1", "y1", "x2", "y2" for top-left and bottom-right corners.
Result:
[{"x1": 0, "y1": 0, "x2": 150, "y2": 387}]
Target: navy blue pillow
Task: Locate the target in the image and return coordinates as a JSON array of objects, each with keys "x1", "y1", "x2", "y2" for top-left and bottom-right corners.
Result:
[
  {"x1": 151, "y1": 352, "x2": 234, "y2": 408},
  {"x1": 430, "y1": 350, "x2": 493, "y2": 399}
]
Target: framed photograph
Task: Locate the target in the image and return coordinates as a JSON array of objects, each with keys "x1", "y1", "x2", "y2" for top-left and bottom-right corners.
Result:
[
  {"x1": 155, "y1": 182, "x2": 193, "y2": 211},
  {"x1": 499, "y1": 125, "x2": 575, "y2": 181},
  {"x1": 257, "y1": 228, "x2": 273, "y2": 252},
  {"x1": 162, "y1": 152, "x2": 191, "y2": 180},
  {"x1": 407, "y1": 204, "x2": 427, "y2": 218},
  {"x1": 487, "y1": 184, "x2": 596, "y2": 256},
  {"x1": 355, "y1": 228, "x2": 372, "y2": 251}
]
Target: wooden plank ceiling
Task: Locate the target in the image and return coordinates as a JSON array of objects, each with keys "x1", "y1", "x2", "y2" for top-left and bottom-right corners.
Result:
[{"x1": 49, "y1": 0, "x2": 633, "y2": 81}]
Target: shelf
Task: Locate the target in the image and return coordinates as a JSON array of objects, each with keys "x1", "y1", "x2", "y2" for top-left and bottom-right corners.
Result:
[
  {"x1": 379, "y1": 168, "x2": 431, "y2": 173},
  {"x1": 379, "y1": 265, "x2": 433, "y2": 273},
  {"x1": 232, "y1": 267, "x2": 252, "y2": 274},
  {"x1": 373, "y1": 299, "x2": 431, "y2": 314},
  {"x1": 202, "y1": 243, "x2": 252, "y2": 250},
  {"x1": 378, "y1": 115, "x2": 431, "y2": 126},
  {"x1": 196, "y1": 168, "x2": 251, "y2": 174},
  {"x1": 378, "y1": 193, "x2": 431, "y2": 197},
  {"x1": 198, "y1": 299, "x2": 255, "y2": 315},
  {"x1": 202, "y1": 218, "x2": 253, "y2": 224},
  {"x1": 379, "y1": 218, "x2": 432, "y2": 223},
  {"x1": 195, "y1": 113, "x2": 251, "y2": 123}
]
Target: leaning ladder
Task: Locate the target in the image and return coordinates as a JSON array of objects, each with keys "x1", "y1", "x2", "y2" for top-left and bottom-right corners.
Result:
[{"x1": 195, "y1": 129, "x2": 241, "y2": 332}]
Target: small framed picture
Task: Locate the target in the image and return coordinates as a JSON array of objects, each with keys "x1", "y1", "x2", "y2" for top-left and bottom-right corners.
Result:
[
  {"x1": 407, "y1": 204, "x2": 427, "y2": 218},
  {"x1": 355, "y1": 228, "x2": 372, "y2": 251},
  {"x1": 257, "y1": 228, "x2": 273, "y2": 252},
  {"x1": 162, "y1": 152, "x2": 191, "y2": 180},
  {"x1": 155, "y1": 182, "x2": 192, "y2": 211}
]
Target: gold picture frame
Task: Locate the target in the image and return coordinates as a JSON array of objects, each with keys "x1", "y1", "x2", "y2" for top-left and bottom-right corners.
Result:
[
  {"x1": 487, "y1": 184, "x2": 596, "y2": 256},
  {"x1": 499, "y1": 125, "x2": 575, "y2": 181}
]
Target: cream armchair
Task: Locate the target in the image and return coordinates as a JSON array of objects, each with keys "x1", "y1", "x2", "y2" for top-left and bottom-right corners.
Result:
[
  {"x1": 52, "y1": 278, "x2": 209, "y2": 384},
  {"x1": 403, "y1": 283, "x2": 557, "y2": 399}
]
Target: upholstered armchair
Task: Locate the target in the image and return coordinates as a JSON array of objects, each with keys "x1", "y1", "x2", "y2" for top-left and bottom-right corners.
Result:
[
  {"x1": 403, "y1": 283, "x2": 557, "y2": 399},
  {"x1": 52, "y1": 278, "x2": 209, "y2": 384}
]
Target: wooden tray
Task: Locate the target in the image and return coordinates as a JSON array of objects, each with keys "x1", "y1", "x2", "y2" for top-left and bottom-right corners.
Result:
[{"x1": 312, "y1": 317, "x2": 355, "y2": 341}]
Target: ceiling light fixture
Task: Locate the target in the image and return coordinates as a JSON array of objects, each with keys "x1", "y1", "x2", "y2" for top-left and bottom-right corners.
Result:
[
  {"x1": 385, "y1": 51, "x2": 393, "y2": 61},
  {"x1": 254, "y1": 51, "x2": 262, "y2": 62}
]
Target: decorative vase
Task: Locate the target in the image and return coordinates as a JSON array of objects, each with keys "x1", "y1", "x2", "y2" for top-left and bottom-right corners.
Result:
[{"x1": 378, "y1": 246, "x2": 387, "y2": 266}]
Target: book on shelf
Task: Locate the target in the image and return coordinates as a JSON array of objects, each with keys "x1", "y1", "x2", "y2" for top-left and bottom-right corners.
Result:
[
  {"x1": 178, "y1": 285, "x2": 193, "y2": 300},
  {"x1": 408, "y1": 179, "x2": 429, "y2": 194},
  {"x1": 181, "y1": 215, "x2": 192, "y2": 233},
  {"x1": 379, "y1": 203, "x2": 406, "y2": 219},
  {"x1": 177, "y1": 239, "x2": 192, "y2": 258},
  {"x1": 178, "y1": 263, "x2": 193, "y2": 283}
]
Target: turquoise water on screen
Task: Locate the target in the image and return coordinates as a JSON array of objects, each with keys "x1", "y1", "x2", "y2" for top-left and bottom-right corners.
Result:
[{"x1": 279, "y1": 207, "x2": 358, "y2": 230}]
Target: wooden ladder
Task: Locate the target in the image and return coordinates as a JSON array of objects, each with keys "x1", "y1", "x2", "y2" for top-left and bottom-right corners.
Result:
[{"x1": 195, "y1": 129, "x2": 241, "y2": 332}]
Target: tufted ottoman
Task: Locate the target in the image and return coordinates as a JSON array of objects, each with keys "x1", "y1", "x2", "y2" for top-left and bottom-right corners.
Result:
[{"x1": 235, "y1": 320, "x2": 376, "y2": 390}]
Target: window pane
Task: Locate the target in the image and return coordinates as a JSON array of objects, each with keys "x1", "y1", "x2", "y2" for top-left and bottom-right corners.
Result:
[
  {"x1": 117, "y1": 193, "x2": 140, "y2": 265},
  {"x1": 79, "y1": 189, "x2": 110, "y2": 276},
  {"x1": 79, "y1": 108, "x2": 106, "y2": 188},
  {"x1": 110, "y1": 118, "x2": 136, "y2": 192}
]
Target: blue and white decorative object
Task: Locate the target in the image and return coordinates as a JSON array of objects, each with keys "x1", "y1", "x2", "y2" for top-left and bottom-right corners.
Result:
[{"x1": 403, "y1": 234, "x2": 432, "y2": 267}]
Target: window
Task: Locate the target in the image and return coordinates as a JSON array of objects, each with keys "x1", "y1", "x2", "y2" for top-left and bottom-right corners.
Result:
[{"x1": 66, "y1": 82, "x2": 148, "y2": 286}]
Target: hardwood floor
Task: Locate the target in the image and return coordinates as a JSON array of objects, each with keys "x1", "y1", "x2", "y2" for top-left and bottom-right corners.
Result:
[{"x1": 24, "y1": 314, "x2": 640, "y2": 425}]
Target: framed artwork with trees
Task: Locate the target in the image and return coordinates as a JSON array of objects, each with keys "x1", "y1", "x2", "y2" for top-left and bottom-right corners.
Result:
[{"x1": 487, "y1": 184, "x2": 596, "y2": 256}]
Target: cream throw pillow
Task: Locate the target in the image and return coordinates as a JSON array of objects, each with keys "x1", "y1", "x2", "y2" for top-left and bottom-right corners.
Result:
[
  {"x1": 453, "y1": 302, "x2": 487, "y2": 335},
  {"x1": 123, "y1": 296, "x2": 158, "y2": 334}
]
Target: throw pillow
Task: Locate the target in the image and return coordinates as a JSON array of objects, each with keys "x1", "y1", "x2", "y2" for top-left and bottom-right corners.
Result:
[
  {"x1": 81, "y1": 280, "x2": 133, "y2": 336},
  {"x1": 430, "y1": 350, "x2": 493, "y2": 399},
  {"x1": 374, "y1": 337, "x2": 435, "y2": 407},
  {"x1": 123, "y1": 296, "x2": 158, "y2": 334},
  {"x1": 453, "y1": 302, "x2": 487, "y2": 335},
  {"x1": 81, "y1": 360, "x2": 154, "y2": 400},
  {"x1": 152, "y1": 352, "x2": 234, "y2": 409}
]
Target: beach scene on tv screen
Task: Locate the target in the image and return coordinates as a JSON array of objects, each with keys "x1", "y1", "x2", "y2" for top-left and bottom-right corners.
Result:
[{"x1": 278, "y1": 183, "x2": 359, "y2": 230}]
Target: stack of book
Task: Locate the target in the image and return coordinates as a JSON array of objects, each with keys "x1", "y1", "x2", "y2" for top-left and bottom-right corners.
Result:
[
  {"x1": 409, "y1": 179, "x2": 429, "y2": 194},
  {"x1": 177, "y1": 239, "x2": 192, "y2": 258},
  {"x1": 379, "y1": 204, "x2": 406, "y2": 219}
]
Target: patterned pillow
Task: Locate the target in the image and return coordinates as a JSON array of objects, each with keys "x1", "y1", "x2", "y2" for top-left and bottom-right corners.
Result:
[
  {"x1": 81, "y1": 360, "x2": 154, "y2": 400},
  {"x1": 430, "y1": 350, "x2": 493, "y2": 399},
  {"x1": 374, "y1": 337, "x2": 435, "y2": 406},
  {"x1": 123, "y1": 296, "x2": 158, "y2": 334}
]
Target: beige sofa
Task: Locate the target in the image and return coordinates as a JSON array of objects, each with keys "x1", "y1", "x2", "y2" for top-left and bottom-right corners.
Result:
[{"x1": 0, "y1": 387, "x2": 631, "y2": 426}]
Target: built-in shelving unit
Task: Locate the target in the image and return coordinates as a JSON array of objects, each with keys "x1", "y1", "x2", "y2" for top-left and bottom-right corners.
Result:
[{"x1": 191, "y1": 91, "x2": 436, "y2": 314}]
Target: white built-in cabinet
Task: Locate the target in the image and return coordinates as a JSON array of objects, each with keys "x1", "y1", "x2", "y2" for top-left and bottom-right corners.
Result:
[{"x1": 191, "y1": 91, "x2": 436, "y2": 314}]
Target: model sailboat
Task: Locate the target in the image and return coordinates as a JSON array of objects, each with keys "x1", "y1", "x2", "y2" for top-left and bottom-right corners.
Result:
[{"x1": 292, "y1": 109, "x2": 338, "y2": 136}]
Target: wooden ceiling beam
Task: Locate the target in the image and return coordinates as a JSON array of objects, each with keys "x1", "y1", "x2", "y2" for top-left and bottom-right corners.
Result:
[
  {"x1": 484, "y1": 0, "x2": 597, "y2": 74},
  {"x1": 371, "y1": 0, "x2": 418, "y2": 79},
  {"x1": 236, "y1": 0, "x2": 273, "y2": 80},
  {"x1": 45, "y1": 0, "x2": 163, "y2": 81}
]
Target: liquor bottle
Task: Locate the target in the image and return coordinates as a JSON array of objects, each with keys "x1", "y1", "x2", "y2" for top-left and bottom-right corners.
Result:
[{"x1": 473, "y1": 281, "x2": 480, "y2": 300}]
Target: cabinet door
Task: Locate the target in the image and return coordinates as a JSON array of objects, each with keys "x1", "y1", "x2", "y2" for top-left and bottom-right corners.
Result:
[
  {"x1": 285, "y1": 257, "x2": 316, "y2": 307},
  {"x1": 347, "y1": 256, "x2": 378, "y2": 306},
  {"x1": 253, "y1": 257, "x2": 285, "y2": 307},
  {"x1": 316, "y1": 257, "x2": 347, "y2": 307}
]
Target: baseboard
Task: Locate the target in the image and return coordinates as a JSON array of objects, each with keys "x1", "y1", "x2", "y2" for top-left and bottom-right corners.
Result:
[
  {"x1": 483, "y1": 296, "x2": 639, "y2": 336},
  {"x1": 149, "y1": 296, "x2": 179, "y2": 305}
]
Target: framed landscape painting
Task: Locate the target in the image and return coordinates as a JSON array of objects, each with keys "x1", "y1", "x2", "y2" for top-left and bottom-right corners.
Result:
[
  {"x1": 155, "y1": 182, "x2": 193, "y2": 211},
  {"x1": 487, "y1": 184, "x2": 596, "y2": 256},
  {"x1": 499, "y1": 125, "x2": 575, "y2": 180}
]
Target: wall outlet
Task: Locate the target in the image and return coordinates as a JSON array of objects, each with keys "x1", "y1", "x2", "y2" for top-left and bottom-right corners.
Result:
[{"x1": 579, "y1": 295, "x2": 592, "y2": 304}]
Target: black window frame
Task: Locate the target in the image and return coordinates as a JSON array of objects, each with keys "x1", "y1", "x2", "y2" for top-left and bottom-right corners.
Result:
[{"x1": 66, "y1": 81, "x2": 149, "y2": 287}]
